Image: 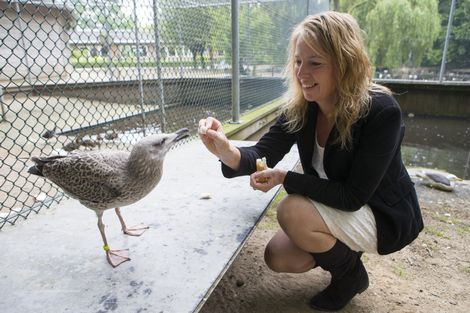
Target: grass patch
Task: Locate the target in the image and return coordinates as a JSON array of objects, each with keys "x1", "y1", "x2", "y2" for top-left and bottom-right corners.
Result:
[
  {"x1": 433, "y1": 212, "x2": 458, "y2": 225},
  {"x1": 424, "y1": 226, "x2": 451, "y2": 240},
  {"x1": 258, "y1": 187, "x2": 287, "y2": 231},
  {"x1": 456, "y1": 224, "x2": 470, "y2": 235},
  {"x1": 392, "y1": 264, "x2": 407, "y2": 278},
  {"x1": 361, "y1": 253, "x2": 370, "y2": 264},
  {"x1": 432, "y1": 212, "x2": 470, "y2": 236}
]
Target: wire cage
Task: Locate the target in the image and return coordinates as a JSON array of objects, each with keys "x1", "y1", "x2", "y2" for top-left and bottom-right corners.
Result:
[{"x1": 0, "y1": 0, "x2": 311, "y2": 229}]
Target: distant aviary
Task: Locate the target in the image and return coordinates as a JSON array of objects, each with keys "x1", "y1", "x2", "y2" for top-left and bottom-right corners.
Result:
[{"x1": 28, "y1": 128, "x2": 190, "y2": 267}]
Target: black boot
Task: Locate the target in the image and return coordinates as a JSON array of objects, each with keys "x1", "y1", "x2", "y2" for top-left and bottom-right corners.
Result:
[{"x1": 309, "y1": 240, "x2": 369, "y2": 311}]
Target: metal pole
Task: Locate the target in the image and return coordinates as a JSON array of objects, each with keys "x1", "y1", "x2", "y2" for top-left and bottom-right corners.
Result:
[
  {"x1": 176, "y1": 19, "x2": 185, "y2": 79},
  {"x1": 132, "y1": 0, "x2": 147, "y2": 136},
  {"x1": 14, "y1": 2, "x2": 33, "y2": 85},
  {"x1": 247, "y1": 3, "x2": 252, "y2": 76},
  {"x1": 0, "y1": 86, "x2": 5, "y2": 122},
  {"x1": 153, "y1": 0, "x2": 167, "y2": 132},
  {"x1": 231, "y1": 0, "x2": 241, "y2": 123},
  {"x1": 439, "y1": 0, "x2": 456, "y2": 83},
  {"x1": 102, "y1": 2, "x2": 114, "y2": 82}
]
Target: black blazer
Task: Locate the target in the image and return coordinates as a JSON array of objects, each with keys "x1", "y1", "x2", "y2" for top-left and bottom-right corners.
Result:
[{"x1": 222, "y1": 92, "x2": 423, "y2": 255}]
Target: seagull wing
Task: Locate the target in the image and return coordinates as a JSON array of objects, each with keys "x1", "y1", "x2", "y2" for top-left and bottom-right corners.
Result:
[{"x1": 42, "y1": 151, "x2": 129, "y2": 203}]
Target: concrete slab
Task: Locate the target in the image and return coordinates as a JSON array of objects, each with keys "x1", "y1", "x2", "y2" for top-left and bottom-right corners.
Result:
[{"x1": 1, "y1": 140, "x2": 299, "y2": 313}]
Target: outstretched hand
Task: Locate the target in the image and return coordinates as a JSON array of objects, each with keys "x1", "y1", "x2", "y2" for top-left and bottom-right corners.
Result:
[
  {"x1": 198, "y1": 117, "x2": 229, "y2": 156},
  {"x1": 198, "y1": 117, "x2": 241, "y2": 170},
  {"x1": 250, "y1": 168, "x2": 287, "y2": 192}
]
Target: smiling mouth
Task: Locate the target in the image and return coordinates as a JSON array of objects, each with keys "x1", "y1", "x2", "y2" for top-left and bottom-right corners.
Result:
[{"x1": 302, "y1": 83, "x2": 317, "y2": 89}]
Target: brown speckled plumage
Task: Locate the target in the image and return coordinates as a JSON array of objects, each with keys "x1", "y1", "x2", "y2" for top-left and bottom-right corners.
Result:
[
  {"x1": 37, "y1": 149, "x2": 162, "y2": 211},
  {"x1": 28, "y1": 128, "x2": 189, "y2": 267}
]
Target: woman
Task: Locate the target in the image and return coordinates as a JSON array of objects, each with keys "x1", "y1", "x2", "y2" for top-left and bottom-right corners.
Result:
[{"x1": 198, "y1": 11, "x2": 423, "y2": 311}]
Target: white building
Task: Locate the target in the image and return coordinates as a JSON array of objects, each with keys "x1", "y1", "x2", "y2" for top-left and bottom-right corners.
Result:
[{"x1": 0, "y1": 0, "x2": 75, "y2": 85}]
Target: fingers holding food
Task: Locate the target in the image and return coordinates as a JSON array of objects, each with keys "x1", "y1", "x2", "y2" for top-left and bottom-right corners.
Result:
[
  {"x1": 255, "y1": 157, "x2": 268, "y2": 183},
  {"x1": 198, "y1": 124, "x2": 208, "y2": 135}
]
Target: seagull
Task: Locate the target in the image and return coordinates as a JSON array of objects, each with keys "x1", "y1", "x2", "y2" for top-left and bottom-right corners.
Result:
[
  {"x1": 416, "y1": 170, "x2": 460, "y2": 192},
  {"x1": 28, "y1": 128, "x2": 190, "y2": 267}
]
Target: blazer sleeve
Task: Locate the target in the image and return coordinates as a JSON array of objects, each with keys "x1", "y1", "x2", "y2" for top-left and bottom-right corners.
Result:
[
  {"x1": 222, "y1": 115, "x2": 297, "y2": 177},
  {"x1": 283, "y1": 97, "x2": 403, "y2": 211}
]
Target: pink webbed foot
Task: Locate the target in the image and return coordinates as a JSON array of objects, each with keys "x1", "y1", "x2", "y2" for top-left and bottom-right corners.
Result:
[
  {"x1": 106, "y1": 248, "x2": 131, "y2": 268},
  {"x1": 122, "y1": 224, "x2": 149, "y2": 236}
]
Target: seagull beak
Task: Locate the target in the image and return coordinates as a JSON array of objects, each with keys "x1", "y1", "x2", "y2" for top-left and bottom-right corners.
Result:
[{"x1": 172, "y1": 128, "x2": 190, "y2": 143}]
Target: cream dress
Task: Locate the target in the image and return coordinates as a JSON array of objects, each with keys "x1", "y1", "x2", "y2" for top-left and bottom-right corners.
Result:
[{"x1": 311, "y1": 135, "x2": 378, "y2": 253}]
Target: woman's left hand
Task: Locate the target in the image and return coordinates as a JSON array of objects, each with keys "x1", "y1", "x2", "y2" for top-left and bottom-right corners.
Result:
[{"x1": 250, "y1": 168, "x2": 287, "y2": 192}]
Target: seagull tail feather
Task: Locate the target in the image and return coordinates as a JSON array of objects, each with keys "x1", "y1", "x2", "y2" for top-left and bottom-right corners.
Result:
[{"x1": 28, "y1": 165, "x2": 43, "y2": 177}]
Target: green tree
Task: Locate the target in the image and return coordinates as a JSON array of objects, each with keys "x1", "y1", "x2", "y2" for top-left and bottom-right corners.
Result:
[
  {"x1": 236, "y1": 1, "x2": 307, "y2": 75},
  {"x1": 366, "y1": 0, "x2": 440, "y2": 68},
  {"x1": 449, "y1": 0, "x2": 470, "y2": 67},
  {"x1": 340, "y1": 0, "x2": 440, "y2": 68},
  {"x1": 240, "y1": 4, "x2": 276, "y2": 71},
  {"x1": 161, "y1": 2, "x2": 213, "y2": 68},
  {"x1": 207, "y1": 6, "x2": 231, "y2": 68},
  {"x1": 425, "y1": 0, "x2": 470, "y2": 68},
  {"x1": 339, "y1": 0, "x2": 376, "y2": 27},
  {"x1": 74, "y1": 0, "x2": 135, "y2": 30}
]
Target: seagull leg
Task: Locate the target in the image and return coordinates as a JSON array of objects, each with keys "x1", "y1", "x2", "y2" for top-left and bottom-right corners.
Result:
[
  {"x1": 115, "y1": 207, "x2": 149, "y2": 236},
  {"x1": 96, "y1": 210, "x2": 130, "y2": 268}
]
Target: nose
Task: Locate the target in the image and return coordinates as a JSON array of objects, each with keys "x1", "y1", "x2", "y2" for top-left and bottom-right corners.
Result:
[{"x1": 296, "y1": 62, "x2": 307, "y2": 79}]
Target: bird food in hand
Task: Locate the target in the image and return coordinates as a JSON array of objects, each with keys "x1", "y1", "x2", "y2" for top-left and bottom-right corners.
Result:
[
  {"x1": 198, "y1": 125, "x2": 208, "y2": 135},
  {"x1": 256, "y1": 157, "x2": 268, "y2": 183}
]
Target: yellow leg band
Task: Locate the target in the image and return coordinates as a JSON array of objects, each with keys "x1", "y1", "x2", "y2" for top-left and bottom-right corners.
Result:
[{"x1": 103, "y1": 244, "x2": 110, "y2": 251}]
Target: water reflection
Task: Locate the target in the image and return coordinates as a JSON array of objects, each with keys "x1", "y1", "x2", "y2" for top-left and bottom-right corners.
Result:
[{"x1": 402, "y1": 116, "x2": 470, "y2": 179}]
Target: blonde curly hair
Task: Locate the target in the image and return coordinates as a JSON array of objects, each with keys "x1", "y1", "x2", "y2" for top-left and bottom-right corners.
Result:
[{"x1": 282, "y1": 11, "x2": 391, "y2": 149}]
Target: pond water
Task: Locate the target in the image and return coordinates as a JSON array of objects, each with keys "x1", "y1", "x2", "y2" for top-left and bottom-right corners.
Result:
[{"x1": 401, "y1": 116, "x2": 470, "y2": 179}]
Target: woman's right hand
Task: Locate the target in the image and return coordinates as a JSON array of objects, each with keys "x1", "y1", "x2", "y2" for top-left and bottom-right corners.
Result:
[{"x1": 198, "y1": 117, "x2": 241, "y2": 170}]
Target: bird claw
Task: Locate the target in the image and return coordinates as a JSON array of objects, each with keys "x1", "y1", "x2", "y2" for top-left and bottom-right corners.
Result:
[
  {"x1": 123, "y1": 224, "x2": 149, "y2": 236},
  {"x1": 106, "y1": 249, "x2": 130, "y2": 267}
]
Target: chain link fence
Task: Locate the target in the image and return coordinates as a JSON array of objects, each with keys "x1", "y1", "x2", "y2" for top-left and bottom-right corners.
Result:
[{"x1": 0, "y1": 0, "x2": 314, "y2": 229}]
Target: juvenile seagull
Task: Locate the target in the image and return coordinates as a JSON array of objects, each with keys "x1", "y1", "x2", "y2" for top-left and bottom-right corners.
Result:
[{"x1": 28, "y1": 128, "x2": 190, "y2": 267}]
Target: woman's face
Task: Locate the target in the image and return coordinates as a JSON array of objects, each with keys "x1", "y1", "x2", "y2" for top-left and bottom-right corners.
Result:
[{"x1": 294, "y1": 36, "x2": 337, "y2": 106}]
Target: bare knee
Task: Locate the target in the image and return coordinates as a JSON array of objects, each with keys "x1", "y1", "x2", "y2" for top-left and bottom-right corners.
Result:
[
  {"x1": 264, "y1": 240, "x2": 285, "y2": 273},
  {"x1": 276, "y1": 194, "x2": 304, "y2": 228},
  {"x1": 277, "y1": 194, "x2": 322, "y2": 234},
  {"x1": 264, "y1": 234, "x2": 314, "y2": 273},
  {"x1": 276, "y1": 194, "x2": 334, "y2": 252}
]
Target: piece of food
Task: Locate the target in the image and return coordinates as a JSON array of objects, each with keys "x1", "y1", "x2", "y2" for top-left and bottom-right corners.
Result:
[
  {"x1": 198, "y1": 125, "x2": 208, "y2": 135},
  {"x1": 256, "y1": 157, "x2": 268, "y2": 183},
  {"x1": 199, "y1": 192, "x2": 212, "y2": 199}
]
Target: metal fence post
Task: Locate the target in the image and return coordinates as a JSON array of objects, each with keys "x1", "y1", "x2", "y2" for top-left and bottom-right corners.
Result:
[
  {"x1": 439, "y1": 0, "x2": 456, "y2": 83},
  {"x1": 153, "y1": 0, "x2": 167, "y2": 132},
  {"x1": 0, "y1": 86, "x2": 4, "y2": 121},
  {"x1": 231, "y1": 0, "x2": 240, "y2": 124},
  {"x1": 14, "y1": 2, "x2": 32, "y2": 85},
  {"x1": 132, "y1": 0, "x2": 147, "y2": 136}
]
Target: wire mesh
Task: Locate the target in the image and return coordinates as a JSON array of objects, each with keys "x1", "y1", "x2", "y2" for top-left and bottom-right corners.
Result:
[{"x1": 0, "y1": 0, "x2": 311, "y2": 229}]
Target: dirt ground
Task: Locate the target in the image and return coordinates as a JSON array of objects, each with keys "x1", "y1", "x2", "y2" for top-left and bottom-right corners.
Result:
[{"x1": 199, "y1": 172, "x2": 470, "y2": 313}]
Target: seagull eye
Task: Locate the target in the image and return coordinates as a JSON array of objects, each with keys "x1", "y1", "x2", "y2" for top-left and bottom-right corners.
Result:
[{"x1": 153, "y1": 138, "x2": 165, "y2": 147}]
